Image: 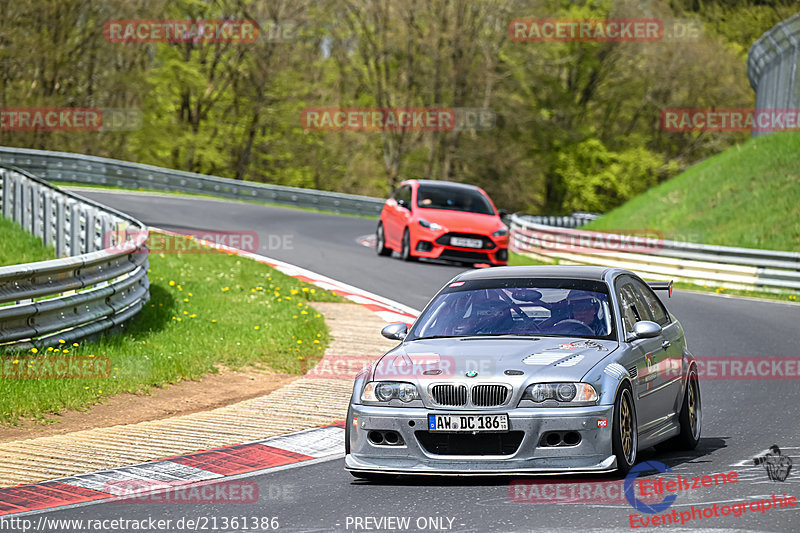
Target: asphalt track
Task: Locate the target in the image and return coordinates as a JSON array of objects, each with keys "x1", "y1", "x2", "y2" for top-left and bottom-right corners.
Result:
[{"x1": 14, "y1": 190, "x2": 800, "y2": 532}]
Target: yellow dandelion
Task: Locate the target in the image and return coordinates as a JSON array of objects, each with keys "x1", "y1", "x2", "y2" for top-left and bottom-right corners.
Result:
[
  {"x1": 254, "y1": 326, "x2": 260, "y2": 330},
  {"x1": 169, "y1": 280, "x2": 175, "y2": 286},
  {"x1": 189, "y1": 314, "x2": 197, "y2": 318},
  {"x1": 177, "y1": 317, "x2": 182, "y2": 322},
  {"x1": 88, "y1": 354, "x2": 95, "y2": 358},
  {"x1": 302, "y1": 287, "x2": 309, "y2": 292},
  {"x1": 59, "y1": 339, "x2": 66, "y2": 344},
  {"x1": 313, "y1": 340, "x2": 319, "y2": 344},
  {"x1": 84, "y1": 386, "x2": 89, "y2": 390},
  {"x1": 188, "y1": 292, "x2": 193, "y2": 297},
  {"x1": 211, "y1": 319, "x2": 217, "y2": 323},
  {"x1": 297, "y1": 340, "x2": 303, "y2": 344},
  {"x1": 293, "y1": 315, "x2": 298, "y2": 319},
  {"x1": 290, "y1": 289, "x2": 299, "y2": 295},
  {"x1": 183, "y1": 298, "x2": 189, "y2": 302},
  {"x1": 48, "y1": 347, "x2": 54, "y2": 351},
  {"x1": 317, "y1": 333, "x2": 322, "y2": 337},
  {"x1": 31, "y1": 348, "x2": 38, "y2": 354},
  {"x1": 301, "y1": 310, "x2": 308, "y2": 315},
  {"x1": 72, "y1": 343, "x2": 79, "y2": 347},
  {"x1": 183, "y1": 311, "x2": 188, "y2": 315}
]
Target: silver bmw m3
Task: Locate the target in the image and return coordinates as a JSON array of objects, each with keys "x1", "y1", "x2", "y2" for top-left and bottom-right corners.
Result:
[{"x1": 345, "y1": 265, "x2": 701, "y2": 479}]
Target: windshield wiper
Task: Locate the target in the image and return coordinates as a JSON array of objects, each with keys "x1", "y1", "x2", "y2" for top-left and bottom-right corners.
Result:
[{"x1": 459, "y1": 334, "x2": 540, "y2": 339}]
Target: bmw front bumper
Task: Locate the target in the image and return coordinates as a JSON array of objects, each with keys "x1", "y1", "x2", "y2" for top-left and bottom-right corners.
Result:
[{"x1": 345, "y1": 404, "x2": 617, "y2": 475}]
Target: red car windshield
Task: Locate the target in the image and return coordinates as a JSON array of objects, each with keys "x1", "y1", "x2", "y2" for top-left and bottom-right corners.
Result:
[{"x1": 416, "y1": 185, "x2": 494, "y2": 215}]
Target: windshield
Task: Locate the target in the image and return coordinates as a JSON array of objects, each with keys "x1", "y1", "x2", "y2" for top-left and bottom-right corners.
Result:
[
  {"x1": 408, "y1": 278, "x2": 615, "y2": 340},
  {"x1": 416, "y1": 185, "x2": 494, "y2": 215}
]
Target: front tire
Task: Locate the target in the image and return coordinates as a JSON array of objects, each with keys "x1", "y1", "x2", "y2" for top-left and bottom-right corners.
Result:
[
  {"x1": 612, "y1": 384, "x2": 638, "y2": 476},
  {"x1": 375, "y1": 223, "x2": 392, "y2": 256},
  {"x1": 400, "y1": 228, "x2": 415, "y2": 261}
]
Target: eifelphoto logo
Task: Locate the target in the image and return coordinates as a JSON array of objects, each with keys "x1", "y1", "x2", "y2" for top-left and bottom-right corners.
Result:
[
  {"x1": 104, "y1": 19, "x2": 259, "y2": 44},
  {"x1": 754, "y1": 445, "x2": 793, "y2": 482},
  {"x1": 661, "y1": 108, "x2": 800, "y2": 132}
]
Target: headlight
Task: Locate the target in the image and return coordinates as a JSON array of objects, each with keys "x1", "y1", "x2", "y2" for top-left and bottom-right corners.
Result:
[
  {"x1": 418, "y1": 219, "x2": 443, "y2": 231},
  {"x1": 492, "y1": 227, "x2": 508, "y2": 237},
  {"x1": 522, "y1": 382, "x2": 597, "y2": 403},
  {"x1": 362, "y1": 381, "x2": 420, "y2": 403}
]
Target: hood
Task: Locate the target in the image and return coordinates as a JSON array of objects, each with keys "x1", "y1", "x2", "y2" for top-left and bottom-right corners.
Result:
[
  {"x1": 373, "y1": 336, "x2": 618, "y2": 384},
  {"x1": 417, "y1": 209, "x2": 503, "y2": 234}
]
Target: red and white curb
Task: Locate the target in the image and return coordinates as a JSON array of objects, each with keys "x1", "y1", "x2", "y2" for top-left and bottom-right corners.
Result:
[
  {"x1": 0, "y1": 424, "x2": 344, "y2": 516},
  {"x1": 0, "y1": 230, "x2": 420, "y2": 516}
]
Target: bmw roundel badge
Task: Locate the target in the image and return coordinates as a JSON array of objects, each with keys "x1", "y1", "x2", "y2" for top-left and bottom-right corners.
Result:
[{"x1": 465, "y1": 370, "x2": 478, "y2": 378}]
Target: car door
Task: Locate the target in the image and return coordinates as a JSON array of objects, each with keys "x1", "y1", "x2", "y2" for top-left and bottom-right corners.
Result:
[
  {"x1": 630, "y1": 279, "x2": 685, "y2": 413},
  {"x1": 616, "y1": 277, "x2": 669, "y2": 433},
  {"x1": 385, "y1": 185, "x2": 411, "y2": 248}
]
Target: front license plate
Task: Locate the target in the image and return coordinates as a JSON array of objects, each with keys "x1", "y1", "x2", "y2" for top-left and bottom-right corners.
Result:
[
  {"x1": 450, "y1": 236, "x2": 484, "y2": 248},
  {"x1": 428, "y1": 413, "x2": 509, "y2": 432}
]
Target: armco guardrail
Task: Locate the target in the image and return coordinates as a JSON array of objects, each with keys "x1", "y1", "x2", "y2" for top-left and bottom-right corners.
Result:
[
  {"x1": 0, "y1": 146, "x2": 385, "y2": 216},
  {"x1": 0, "y1": 165, "x2": 150, "y2": 351},
  {"x1": 510, "y1": 214, "x2": 800, "y2": 293}
]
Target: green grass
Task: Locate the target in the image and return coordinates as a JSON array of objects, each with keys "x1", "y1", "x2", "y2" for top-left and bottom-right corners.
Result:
[
  {"x1": 0, "y1": 217, "x2": 57, "y2": 266},
  {"x1": 0, "y1": 233, "x2": 343, "y2": 425},
  {"x1": 583, "y1": 132, "x2": 800, "y2": 251}
]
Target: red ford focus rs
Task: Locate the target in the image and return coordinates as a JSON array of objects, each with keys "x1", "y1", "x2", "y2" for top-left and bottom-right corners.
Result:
[{"x1": 375, "y1": 179, "x2": 509, "y2": 266}]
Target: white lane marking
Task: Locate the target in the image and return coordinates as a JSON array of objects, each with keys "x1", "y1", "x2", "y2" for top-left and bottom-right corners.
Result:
[
  {"x1": 260, "y1": 426, "x2": 344, "y2": 458},
  {"x1": 57, "y1": 461, "x2": 222, "y2": 492}
]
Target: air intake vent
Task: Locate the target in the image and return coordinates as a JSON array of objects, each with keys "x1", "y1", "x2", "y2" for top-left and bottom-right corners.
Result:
[
  {"x1": 471, "y1": 384, "x2": 509, "y2": 407},
  {"x1": 431, "y1": 384, "x2": 467, "y2": 406},
  {"x1": 627, "y1": 366, "x2": 638, "y2": 378}
]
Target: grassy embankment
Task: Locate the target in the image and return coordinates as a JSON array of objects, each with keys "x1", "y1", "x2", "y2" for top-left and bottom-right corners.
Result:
[{"x1": 0, "y1": 221, "x2": 340, "y2": 425}]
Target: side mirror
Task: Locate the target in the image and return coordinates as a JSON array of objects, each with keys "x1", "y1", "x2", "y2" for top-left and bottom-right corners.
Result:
[
  {"x1": 498, "y1": 209, "x2": 508, "y2": 217},
  {"x1": 629, "y1": 320, "x2": 662, "y2": 341},
  {"x1": 381, "y1": 322, "x2": 408, "y2": 341},
  {"x1": 397, "y1": 199, "x2": 410, "y2": 210}
]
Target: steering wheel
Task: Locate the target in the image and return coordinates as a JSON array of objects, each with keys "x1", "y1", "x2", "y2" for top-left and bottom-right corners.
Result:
[
  {"x1": 552, "y1": 319, "x2": 595, "y2": 336},
  {"x1": 497, "y1": 291, "x2": 541, "y2": 332}
]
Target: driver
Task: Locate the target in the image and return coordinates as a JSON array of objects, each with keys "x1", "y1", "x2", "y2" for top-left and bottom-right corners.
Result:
[{"x1": 567, "y1": 292, "x2": 604, "y2": 336}]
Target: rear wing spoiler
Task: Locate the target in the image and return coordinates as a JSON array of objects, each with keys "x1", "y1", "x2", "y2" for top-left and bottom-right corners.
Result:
[{"x1": 647, "y1": 280, "x2": 673, "y2": 298}]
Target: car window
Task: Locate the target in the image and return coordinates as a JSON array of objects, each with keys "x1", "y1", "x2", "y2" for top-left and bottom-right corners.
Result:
[
  {"x1": 617, "y1": 282, "x2": 645, "y2": 334},
  {"x1": 416, "y1": 185, "x2": 494, "y2": 215},
  {"x1": 393, "y1": 185, "x2": 412, "y2": 205},
  {"x1": 632, "y1": 280, "x2": 671, "y2": 327},
  {"x1": 410, "y1": 279, "x2": 615, "y2": 340}
]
